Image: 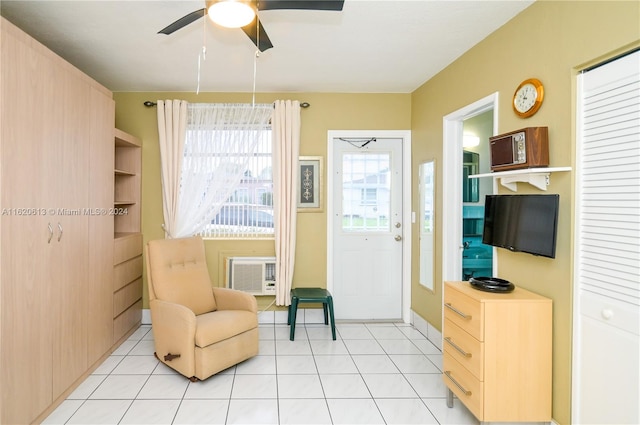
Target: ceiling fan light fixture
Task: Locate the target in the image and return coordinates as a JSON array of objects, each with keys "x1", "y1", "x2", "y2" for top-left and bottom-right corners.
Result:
[{"x1": 207, "y1": 0, "x2": 256, "y2": 28}]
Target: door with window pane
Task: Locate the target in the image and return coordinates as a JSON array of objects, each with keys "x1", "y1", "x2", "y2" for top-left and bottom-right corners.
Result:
[{"x1": 332, "y1": 138, "x2": 403, "y2": 320}]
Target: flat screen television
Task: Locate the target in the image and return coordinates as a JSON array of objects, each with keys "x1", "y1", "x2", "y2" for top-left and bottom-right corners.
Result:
[{"x1": 482, "y1": 194, "x2": 560, "y2": 258}]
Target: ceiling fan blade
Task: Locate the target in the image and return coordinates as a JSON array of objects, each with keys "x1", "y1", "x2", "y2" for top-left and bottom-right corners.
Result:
[
  {"x1": 158, "y1": 8, "x2": 207, "y2": 35},
  {"x1": 257, "y1": 0, "x2": 344, "y2": 11},
  {"x1": 241, "y1": 18, "x2": 274, "y2": 52}
]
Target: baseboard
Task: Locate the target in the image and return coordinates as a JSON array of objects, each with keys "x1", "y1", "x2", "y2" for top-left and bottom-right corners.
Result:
[
  {"x1": 482, "y1": 421, "x2": 557, "y2": 425},
  {"x1": 257, "y1": 309, "x2": 288, "y2": 324},
  {"x1": 258, "y1": 307, "x2": 333, "y2": 324},
  {"x1": 142, "y1": 308, "x2": 151, "y2": 325},
  {"x1": 148, "y1": 306, "x2": 439, "y2": 329},
  {"x1": 145, "y1": 307, "x2": 303, "y2": 325},
  {"x1": 410, "y1": 309, "x2": 442, "y2": 351}
]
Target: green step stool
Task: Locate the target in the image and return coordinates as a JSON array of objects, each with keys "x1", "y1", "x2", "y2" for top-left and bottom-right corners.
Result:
[{"x1": 288, "y1": 288, "x2": 336, "y2": 341}]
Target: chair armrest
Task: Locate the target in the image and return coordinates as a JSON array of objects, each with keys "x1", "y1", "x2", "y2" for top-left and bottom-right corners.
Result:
[
  {"x1": 150, "y1": 299, "x2": 197, "y2": 374},
  {"x1": 213, "y1": 287, "x2": 258, "y2": 313},
  {"x1": 150, "y1": 299, "x2": 197, "y2": 333}
]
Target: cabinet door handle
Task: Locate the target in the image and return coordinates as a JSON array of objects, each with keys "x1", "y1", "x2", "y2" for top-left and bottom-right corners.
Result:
[
  {"x1": 444, "y1": 337, "x2": 472, "y2": 357},
  {"x1": 47, "y1": 223, "x2": 54, "y2": 244},
  {"x1": 444, "y1": 370, "x2": 472, "y2": 396},
  {"x1": 57, "y1": 222, "x2": 63, "y2": 242},
  {"x1": 444, "y1": 303, "x2": 472, "y2": 320}
]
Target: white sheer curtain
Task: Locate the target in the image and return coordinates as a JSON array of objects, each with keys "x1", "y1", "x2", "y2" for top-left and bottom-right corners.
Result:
[
  {"x1": 273, "y1": 100, "x2": 301, "y2": 306},
  {"x1": 176, "y1": 103, "x2": 273, "y2": 237},
  {"x1": 156, "y1": 99, "x2": 188, "y2": 238},
  {"x1": 157, "y1": 100, "x2": 300, "y2": 305}
]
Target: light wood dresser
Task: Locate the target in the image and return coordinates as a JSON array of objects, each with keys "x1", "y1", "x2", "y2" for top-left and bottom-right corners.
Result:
[{"x1": 442, "y1": 281, "x2": 552, "y2": 422}]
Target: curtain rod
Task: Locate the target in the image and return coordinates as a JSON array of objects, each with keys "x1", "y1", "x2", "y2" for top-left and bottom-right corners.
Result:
[{"x1": 143, "y1": 101, "x2": 310, "y2": 108}]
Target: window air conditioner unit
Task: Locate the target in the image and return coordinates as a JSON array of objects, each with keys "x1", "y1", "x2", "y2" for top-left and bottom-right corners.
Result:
[{"x1": 226, "y1": 257, "x2": 276, "y2": 296}]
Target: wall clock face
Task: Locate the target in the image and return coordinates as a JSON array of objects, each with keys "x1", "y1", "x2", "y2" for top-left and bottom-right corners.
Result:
[{"x1": 513, "y1": 78, "x2": 544, "y2": 118}]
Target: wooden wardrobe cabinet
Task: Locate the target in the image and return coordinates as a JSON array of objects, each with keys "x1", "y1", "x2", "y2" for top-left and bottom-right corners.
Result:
[
  {"x1": 0, "y1": 17, "x2": 138, "y2": 424},
  {"x1": 442, "y1": 281, "x2": 553, "y2": 422}
]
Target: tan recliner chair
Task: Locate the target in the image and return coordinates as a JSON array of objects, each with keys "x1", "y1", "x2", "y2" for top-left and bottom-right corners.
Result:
[{"x1": 145, "y1": 236, "x2": 259, "y2": 381}]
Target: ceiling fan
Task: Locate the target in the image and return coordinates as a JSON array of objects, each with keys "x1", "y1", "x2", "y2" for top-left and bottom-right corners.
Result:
[{"x1": 158, "y1": 0, "x2": 345, "y2": 52}]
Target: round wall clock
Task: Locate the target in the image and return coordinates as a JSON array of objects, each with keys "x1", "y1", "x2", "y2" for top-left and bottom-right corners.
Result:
[{"x1": 512, "y1": 78, "x2": 544, "y2": 118}]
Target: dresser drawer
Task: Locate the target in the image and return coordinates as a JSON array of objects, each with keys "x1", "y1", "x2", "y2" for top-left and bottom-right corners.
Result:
[
  {"x1": 114, "y1": 300, "x2": 142, "y2": 343},
  {"x1": 113, "y1": 278, "x2": 142, "y2": 318},
  {"x1": 114, "y1": 233, "x2": 142, "y2": 265},
  {"x1": 114, "y1": 255, "x2": 143, "y2": 292},
  {"x1": 444, "y1": 283, "x2": 483, "y2": 340},
  {"x1": 443, "y1": 318, "x2": 484, "y2": 380},
  {"x1": 444, "y1": 353, "x2": 483, "y2": 419}
]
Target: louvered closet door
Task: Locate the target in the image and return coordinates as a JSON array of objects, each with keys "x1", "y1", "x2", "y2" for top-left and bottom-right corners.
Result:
[{"x1": 574, "y1": 50, "x2": 640, "y2": 424}]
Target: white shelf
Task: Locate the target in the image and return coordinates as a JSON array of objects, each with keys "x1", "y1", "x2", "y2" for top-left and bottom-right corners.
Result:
[{"x1": 469, "y1": 167, "x2": 572, "y2": 191}]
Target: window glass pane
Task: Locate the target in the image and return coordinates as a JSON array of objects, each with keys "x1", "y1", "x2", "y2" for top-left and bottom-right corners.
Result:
[
  {"x1": 193, "y1": 129, "x2": 274, "y2": 238},
  {"x1": 342, "y1": 153, "x2": 390, "y2": 232}
]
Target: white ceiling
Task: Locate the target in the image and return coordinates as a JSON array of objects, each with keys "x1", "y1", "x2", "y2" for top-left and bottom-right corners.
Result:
[{"x1": 0, "y1": 0, "x2": 534, "y2": 93}]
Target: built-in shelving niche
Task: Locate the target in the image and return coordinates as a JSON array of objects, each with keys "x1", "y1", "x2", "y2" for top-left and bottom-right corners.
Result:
[{"x1": 114, "y1": 129, "x2": 141, "y2": 238}]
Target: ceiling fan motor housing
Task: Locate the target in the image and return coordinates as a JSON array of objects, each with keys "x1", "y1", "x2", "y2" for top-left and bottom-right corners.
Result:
[{"x1": 205, "y1": 0, "x2": 256, "y2": 28}]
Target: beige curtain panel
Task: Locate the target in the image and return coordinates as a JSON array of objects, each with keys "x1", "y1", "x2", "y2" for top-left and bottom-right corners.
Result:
[
  {"x1": 156, "y1": 99, "x2": 188, "y2": 239},
  {"x1": 273, "y1": 100, "x2": 301, "y2": 306}
]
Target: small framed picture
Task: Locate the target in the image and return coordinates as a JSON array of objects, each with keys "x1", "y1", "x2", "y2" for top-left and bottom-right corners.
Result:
[{"x1": 298, "y1": 156, "x2": 323, "y2": 212}]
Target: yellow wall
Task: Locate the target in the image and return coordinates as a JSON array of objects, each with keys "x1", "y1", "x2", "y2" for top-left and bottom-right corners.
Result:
[
  {"x1": 410, "y1": 1, "x2": 639, "y2": 424},
  {"x1": 113, "y1": 92, "x2": 411, "y2": 310}
]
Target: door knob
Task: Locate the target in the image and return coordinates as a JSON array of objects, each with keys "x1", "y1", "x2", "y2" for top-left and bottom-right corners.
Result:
[
  {"x1": 395, "y1": 222, "x2": 401, "y2": 228},
  {"x1": 395, "y1": 235, "x2": 402, "y2": 241}
]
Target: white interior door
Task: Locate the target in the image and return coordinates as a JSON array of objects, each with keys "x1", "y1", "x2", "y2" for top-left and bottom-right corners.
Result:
[{"x1": 330, "y1": 136, "x2": 404, "y2": 320}]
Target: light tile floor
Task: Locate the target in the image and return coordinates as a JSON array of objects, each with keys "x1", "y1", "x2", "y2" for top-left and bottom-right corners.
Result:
[{"x1": 44, "y1": 322, "x2": 479, "y2": 424}]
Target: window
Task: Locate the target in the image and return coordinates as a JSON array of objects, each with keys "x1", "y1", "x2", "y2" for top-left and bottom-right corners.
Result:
[
  {"x1": 230, "y1": 188, "x2": 250, "y2": 203},
  {"x1": 184, "y1": 125, "x2": 275, "y2": 239},
  {"x1": 361, "y1": 188, "x2": 378, "y2": 205},
  {"x1": 342, "y1": 153, "x2": 390, "y2": 231}
]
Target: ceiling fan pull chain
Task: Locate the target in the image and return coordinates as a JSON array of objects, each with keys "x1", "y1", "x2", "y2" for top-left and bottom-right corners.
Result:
[
  {"x1": 252, "y1": 50, "x2": 259, "y2": 106},
  {"x1": 197, "y1": 45, "x2": 207, "y2": 94},
  {"x1": 252, "y1": 14, "x2": 261, "y2": 106},
  {"x1": 196, "y1": 16, "x2": 208, "y2": 94}
]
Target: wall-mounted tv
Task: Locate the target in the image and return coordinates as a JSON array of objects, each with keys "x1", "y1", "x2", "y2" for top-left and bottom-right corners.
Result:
[{"x1": 482, "y1": 194, "x2": 560, "y2": 258}]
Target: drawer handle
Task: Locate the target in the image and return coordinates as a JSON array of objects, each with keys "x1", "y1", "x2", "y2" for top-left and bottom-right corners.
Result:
[
  {"x1": 444, "y1": 337, "x2": 471, "y2": 358},
  {"x1": 444, "y1": 370, "x2": 472, "y2": 396},
  {"x1": 444, "y1": 303, "x2": 472, "y2": 320}
]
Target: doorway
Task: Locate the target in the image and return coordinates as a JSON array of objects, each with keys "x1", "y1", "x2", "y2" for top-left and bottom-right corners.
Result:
[
  {"x1": 327, "y1": 130, "x2": 412, "y2": 321},
  {"x1": 442, "y1": 93, "x2": 498, "y2": 284},
  {"x1": 462, "y1": 111, "x2": 494, "y2": 280}
]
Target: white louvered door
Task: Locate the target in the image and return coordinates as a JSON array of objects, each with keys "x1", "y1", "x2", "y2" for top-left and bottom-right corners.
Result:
[{"x1": 573, "y1": 50, "x2": 640, "y2": 424}]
